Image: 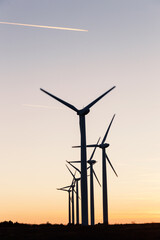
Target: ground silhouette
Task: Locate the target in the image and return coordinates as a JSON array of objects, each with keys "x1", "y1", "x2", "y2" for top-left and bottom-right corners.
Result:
[{"x1": 0, "y1": 221, "x2": 160, "y2": 240}]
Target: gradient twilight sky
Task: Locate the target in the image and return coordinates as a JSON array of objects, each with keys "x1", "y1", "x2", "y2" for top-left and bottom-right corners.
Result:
[{"x1": 0, "y1": 0, "x2": 160, "y2": 225}]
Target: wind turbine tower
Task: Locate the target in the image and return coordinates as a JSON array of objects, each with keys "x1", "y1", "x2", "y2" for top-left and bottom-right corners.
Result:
[{"x1": 87, "y1": 140, "x2": 101, "y2": 225}]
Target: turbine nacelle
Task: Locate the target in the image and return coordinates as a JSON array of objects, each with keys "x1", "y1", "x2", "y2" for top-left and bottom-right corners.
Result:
[
  {"x1": 99, "y1": 143, "x2": 110, "y2": 149},
  {"x1": 71, "y1": 183, "x2": 75, "y2": 188},
  {"x1": 87, "y1": 159, "x2": 97, "y2": 165},
  {"x1": 77, "y1": 108, "x2": 90, "y2": 116}
]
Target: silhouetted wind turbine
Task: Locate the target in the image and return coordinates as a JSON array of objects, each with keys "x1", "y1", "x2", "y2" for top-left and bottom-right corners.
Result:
[
  {"x1": 58, "y1": 179, "x2": 76, "y2": 225},
  {"x1": 57, "y1": 185, "x2": 72, "y2": 224},
  {"x1": 65, "y1": 166, "x2": 76, "y2": 224},
  {"x1": 66, "y1": 165, "x2": 81, "y2": 224},
  {"x1": 57, "y1": 170, "x2": 76, "y2": 225},
  {"x1": 87, "y1": 138, "x2": 101, "y2": 225},
  {"x1": 40, "y1": 86, "x2": 116, "y2": 225},
  {"x1": 70, "y1": 181, "x2": 75, "y2": 224},
  {"x1": 67, "y1": 139, "x2": 101, "y2": 226},
  {"x1": 73, "y1": 114, "x2": 118, "y2": 225}
]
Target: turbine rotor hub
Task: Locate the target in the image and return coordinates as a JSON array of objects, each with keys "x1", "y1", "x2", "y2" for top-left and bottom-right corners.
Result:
[
  {"x1": 87, "y1": 159, "x2": 96, "y2": 164},
  {"x1": 77, "y1": 108, "x2": 90, "y2": 116},
  {"x1": 99, "y1": 143, "x2": 110, "y2": 149}
]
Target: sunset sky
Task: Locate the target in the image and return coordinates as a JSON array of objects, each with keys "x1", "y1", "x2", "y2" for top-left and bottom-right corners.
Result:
[{"x1": 0, "y1": 0, "x2": 160, "y2": 225}]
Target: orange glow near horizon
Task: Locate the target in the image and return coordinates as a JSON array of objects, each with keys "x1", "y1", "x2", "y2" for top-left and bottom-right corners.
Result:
[
  {"x1": 1, "y1": 197, "x2": 160, "y2": 225},
  {"x1": 1, "y1": 212, "x2": 160, "y2": 225}
]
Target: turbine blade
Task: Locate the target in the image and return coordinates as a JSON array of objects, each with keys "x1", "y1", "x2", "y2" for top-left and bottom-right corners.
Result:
[
  {"x1": 101, "y1": 114, "x2": 116, "y2": 144},
  {"x1": 73, "y1": 171, "x2": 76, "y2": 181},
  {"x1": 72, "y1": 144, "x2": 98, "y2": 148},
  {"x1": 66, "y1": 164, "x2": 75, "y2": 179},
  {"x1": 40, "y1": 88, "x2": 78, "y2": 112},
  {"x1": 67, "y1": 161, "x2": 81, "y2": 163},
  {"x1": 83, "y1": 86, "x2": 116, "y2": 112},
  {"x1": 57, "y1": 188, "x2": 68, "y2": 192},
  {"x1": 66, "y1": 161, "x2": 81, "y2": 174},
  {"x1": 71, "y1": 178, "x2": 75, "y2": 187},
  {"x1": 93, "y1": 169, "x2": 101, "y2": 187},
  {"x1": 59, "y1": 185, "x2": 72, "y2": 189},
  {"x1": 105, "y1": 153, "x2": 118, "y2": 177},
  {"x1": 74, "y1": 189, "x2": 81, "y2": 200},
  {"x1": 57, "y1": 186, "x2": 71, "y2": 191},
  {"x1": 86, "y1": 144, "x2": 99, "y2": 148},
  {"x1": 89, "y1": 137, "x2": 101, "y2": 160}
]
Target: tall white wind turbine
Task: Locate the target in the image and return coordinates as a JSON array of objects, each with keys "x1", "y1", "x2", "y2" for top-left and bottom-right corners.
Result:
[{"x1": 40, "y1": 87, "x2": 115, "y2": 225}]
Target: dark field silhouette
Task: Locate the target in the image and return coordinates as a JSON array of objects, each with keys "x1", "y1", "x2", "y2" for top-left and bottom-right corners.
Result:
[{"x1": 0, "y1": 221, "x2": 160, "y2": 240}]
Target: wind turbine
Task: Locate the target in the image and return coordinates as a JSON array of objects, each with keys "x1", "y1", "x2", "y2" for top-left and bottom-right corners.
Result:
[
  {"x1": 87, "y1": 138, "x2": 101, "y2": 225},
  {"x1": 67, "y1": 139, "x2": 101, "y2": 226},
  {"x1": 40, "y1": 86, "x2": 116, "y2": 225},
  {"x1": 66, "y1": 165, "x2": 76, "y2": 224},
  {"x1": 57, "y1": 170, "x2": 76, "y2": 225},
  {"x1": 57, "y1": 185, "x2": 72, "y2": 225},
  {"x1": 66, "y1": 165, "x2": 81, "y2": 224},
  {"x1": 70, "y1": 180, "x2": 76, "y2": 224},
  {"x1": 73, "y1": 114, "x2": 118, "y2": 225}
]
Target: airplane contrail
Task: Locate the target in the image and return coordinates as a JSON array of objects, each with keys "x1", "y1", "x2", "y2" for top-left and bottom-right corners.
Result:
[{"x1": 0, "y1": 21, "x2": 88, "y2": 32}]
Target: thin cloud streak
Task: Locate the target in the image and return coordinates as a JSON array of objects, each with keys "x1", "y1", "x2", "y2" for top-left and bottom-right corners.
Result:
[
  {"x1": 22, "y1": 104, "x2": 63, "y2": 110},
  {"x1": 0, "y1": 21, "x2": 88, "y2": 32}
]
